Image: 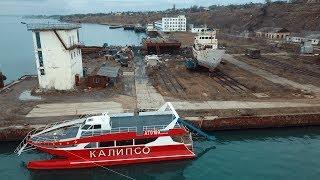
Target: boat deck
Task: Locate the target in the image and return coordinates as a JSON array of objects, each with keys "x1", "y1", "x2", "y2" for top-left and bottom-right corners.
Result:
[
  {"x1": 31, "y1": 114, "x2": 176, "y2": 142},
  {"x1": 110, "y1": 114, "x2": 175, "y2": 133},
  {"x1": 31, "y1": 125, "x2": 80, "y2": 142}
]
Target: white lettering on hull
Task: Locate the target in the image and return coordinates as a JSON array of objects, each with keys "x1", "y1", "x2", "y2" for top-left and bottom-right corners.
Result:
[
  {"x1": 144, "y1": 130, "x2": 161, "y2": 135},
  {"x1": 90, "y1": 150, "x2": 96, "y2": 158},
  {"x1": 98, "y1": 150, "x2": 106, "y2": 157},
  {"x1": 89, "y1": 147, "x2": 151, "y2": 158}
]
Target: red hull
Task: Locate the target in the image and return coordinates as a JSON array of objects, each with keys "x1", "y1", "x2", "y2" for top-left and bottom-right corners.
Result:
[
  {"x1": 29, "y1": 128, "x2": 188, "y2": 148},
  {"x1": 28, "y1": 153, "x2": 195, "y2": 170},
  {"x1": 28, "y1": 144, "x2": 195, "y2": 170}
]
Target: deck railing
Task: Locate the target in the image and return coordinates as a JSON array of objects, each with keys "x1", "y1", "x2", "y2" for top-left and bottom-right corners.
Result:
[
  {"x1": 81, "y1": 127, "x2": 137, "y2": 137},
  {"x1": 143, "y1": 123, "x2": 180, "y2": 131},
  {"x1": 14, "y1": 119, "x2": 84, "y2": 155},
  {"x1": 80, "y1": 122, "x2": 182, "y2": 137},
  {"x1": 19, "y1": 122, "x2": 182, "y2": 145}
]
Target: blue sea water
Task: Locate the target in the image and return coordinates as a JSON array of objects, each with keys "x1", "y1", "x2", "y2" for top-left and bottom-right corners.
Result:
[
  {"x1": 1, "y1": 127, "x2": 320, "y2": 180},
  {"x1": 0, "y1": 16, "x2": 146, "y2": 84}
]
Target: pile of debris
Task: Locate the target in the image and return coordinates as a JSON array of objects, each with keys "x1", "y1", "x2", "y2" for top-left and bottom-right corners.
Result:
[{"x1": 110, "y1": 47, "x2": 134, "y2": 67}]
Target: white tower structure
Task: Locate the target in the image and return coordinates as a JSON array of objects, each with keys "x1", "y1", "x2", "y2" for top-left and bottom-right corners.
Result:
[{"x1": 27, "y1": 23, "x2": 83, "y2": 90}]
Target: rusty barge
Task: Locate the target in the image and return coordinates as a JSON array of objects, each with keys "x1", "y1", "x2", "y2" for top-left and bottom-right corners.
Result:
[{"x1": 143, "y1": 38, "x2": 181, "y2": 55}]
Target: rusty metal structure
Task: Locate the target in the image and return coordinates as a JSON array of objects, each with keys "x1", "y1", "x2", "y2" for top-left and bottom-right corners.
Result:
[
  {"x1": 80, "y1": 46, "x2": 106, "y2": 55},
  {"x1": 143, "y1": 38, "x2": 181, "y2": 55}
]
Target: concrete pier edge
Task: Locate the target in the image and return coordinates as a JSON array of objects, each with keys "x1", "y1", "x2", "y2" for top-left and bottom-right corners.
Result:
[{"x1": 1, "y1": 113, "x2": 320, "y2": 141}]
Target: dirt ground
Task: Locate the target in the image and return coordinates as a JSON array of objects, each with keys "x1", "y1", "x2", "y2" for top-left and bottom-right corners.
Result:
[
  {"x1": 0, "y1": 52, "x2": 136, "y2": 127},
  {"x1": 147, "y1": 32, "x2": 320, "y2": 106},
  {"x1": 148, "y1": 56, "x2": 310, "y2": 101},
  {"x1": 217, "y1": 34, "x2": 283, "y2": 54},
  {"x1": 236, "y1": 55, "x2": 320, "y2": 87},
  {"x1": 168, "y1": 32, "x2": 195, "y2": 47},
  {"x1": 1, "y1": 36, "x2": 320, "y2": 127},
  {"x1": 0, "y1": 76, "x2": 136, "y2": 126}
]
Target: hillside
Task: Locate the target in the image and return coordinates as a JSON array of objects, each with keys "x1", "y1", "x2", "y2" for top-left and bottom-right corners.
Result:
[{"x1": 59, "y1": 2, "x2": 320, "y2": 33}]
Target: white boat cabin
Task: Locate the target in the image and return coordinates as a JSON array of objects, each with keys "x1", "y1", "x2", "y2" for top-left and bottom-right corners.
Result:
[
  {"x1": 76, "y1": 115, "x2": 111, "y2": 137},
  {"x1": 194, "y1": 30, "x2": 218, "y2": 50}
]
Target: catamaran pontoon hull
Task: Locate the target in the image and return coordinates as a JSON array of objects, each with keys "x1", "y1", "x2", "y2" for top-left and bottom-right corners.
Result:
[{"x1": 28, "y1": 144, "x2": 195, "y2": 169}]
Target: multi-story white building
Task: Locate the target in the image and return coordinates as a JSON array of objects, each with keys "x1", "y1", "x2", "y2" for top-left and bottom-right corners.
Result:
[
  {"x1": 27, "y1": 23, "x2": 83, "y2": 90},
  {"x1": 155, "y1": 15, "x2": 186, "y2": 32}
]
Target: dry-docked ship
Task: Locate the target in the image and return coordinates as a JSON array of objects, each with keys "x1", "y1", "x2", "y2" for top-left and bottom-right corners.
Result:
[
  {"x1": 14, "y1": 102, "x2": 210, "y2": 170},
  {"x1": 187, "y1": 29, "x2": 225, "y2": 70}
]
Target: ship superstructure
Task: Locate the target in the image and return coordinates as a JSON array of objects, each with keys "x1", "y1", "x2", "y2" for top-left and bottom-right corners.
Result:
[{"x1": 192, "y1": 29, "x2": 225, "y2": 70}]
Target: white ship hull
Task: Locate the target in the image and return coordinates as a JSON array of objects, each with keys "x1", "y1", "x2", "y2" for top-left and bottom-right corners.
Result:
[{"x1": 192, "y1": 48, "x2": 225, "y2": 70}]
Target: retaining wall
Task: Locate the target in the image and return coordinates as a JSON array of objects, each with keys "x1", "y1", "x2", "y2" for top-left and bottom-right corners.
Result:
[{"x1": 1, "y1": 113, "x2": 320, "y2": 141}]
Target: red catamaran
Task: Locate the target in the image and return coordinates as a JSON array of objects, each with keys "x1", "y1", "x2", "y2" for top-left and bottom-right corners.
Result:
[{"x1": 15, "y1": 102, "x2": 196, "y2": 170}]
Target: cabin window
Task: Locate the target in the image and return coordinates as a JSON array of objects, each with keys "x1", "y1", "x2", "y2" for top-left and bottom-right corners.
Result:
[
  {"x1": 116, "y1": 140, "x2": 133, "y2": 146},
  {"x1": 93, "y1": 125, "x2": 101, "y2": 129},
  {"x1": 35, "y1": 32, "x2": 41, "y2": 49},
  {"x1": 82, "y1": 125, "x2": 92, "y2": 130},
  {"x1": 100, "y1": 141, "x2": 115, "y2": 147},
  {"x1": 38, "y1": 51, "x2": 43, "y2": 67},
  {"x1": 85, "y1": 142, "x2": 98, "y2": 148},
  {"x1": 40, "y1": 69, "x2": 45, "y2": 75},
  {"x1": 135, "y1": 138, "x2": 157, "y2": 145}
]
